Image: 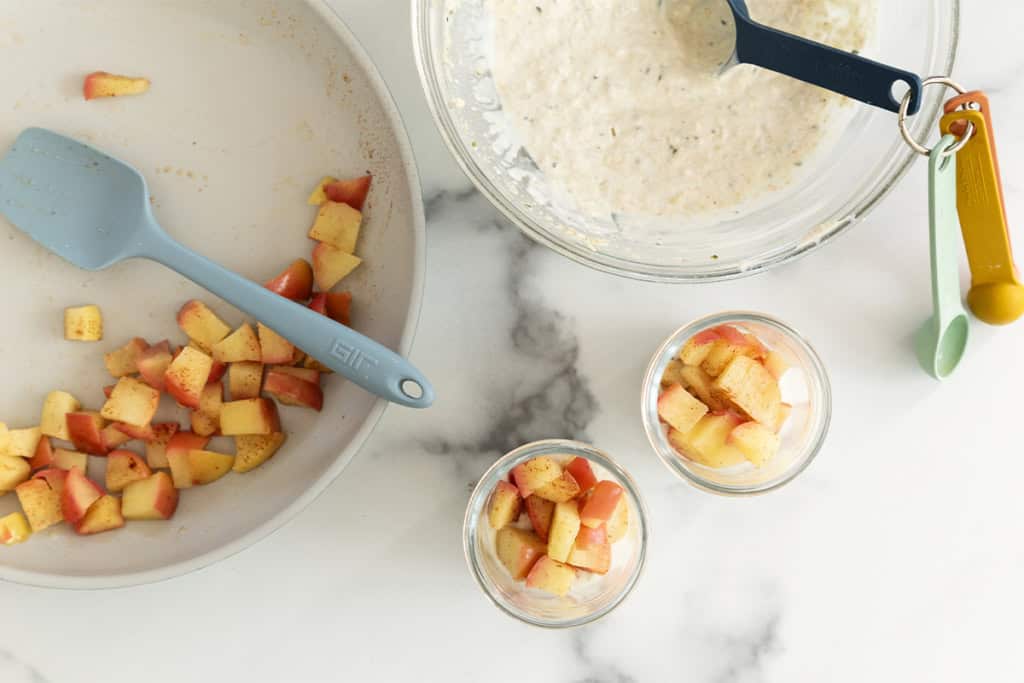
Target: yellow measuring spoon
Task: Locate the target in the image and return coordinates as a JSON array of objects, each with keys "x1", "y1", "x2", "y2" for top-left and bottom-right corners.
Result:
[{"x1": 939, "y1": 109, "x2": 1024, "y2": 325}]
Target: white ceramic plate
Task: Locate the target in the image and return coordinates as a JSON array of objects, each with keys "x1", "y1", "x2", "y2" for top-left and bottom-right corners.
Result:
[{"x1": 0, "y1": 0, "x2": 425, "y2": 588}]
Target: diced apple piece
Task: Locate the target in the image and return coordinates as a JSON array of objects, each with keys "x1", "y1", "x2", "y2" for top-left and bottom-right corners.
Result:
[
  {"x1": 0, "y1": 455, "x2": 31, "y2": 492},
  {"x1": 729, "y1": 422, "x2": 781, "y2": 467},
  {"x1": 564, "y1": 457, "x2": 597, "y2": 494},
  {"x1": 63, "y1": 305, "x2": 103, "y2": 341},
  {"x1": 308, "y1": 293, "x2": 327, "y2": 315},
  {"x1": 661, "y1": 359, "x2": 684, "y2": 387},
  {"x1": 232, "y1": 433, "x2": 286, "y2": 473},
  {"x1": 219, "y1": 399, "x2": 280, "y2": 435},
  {"x1": 700, "y1": 339, "x2": 742, "y2": 377},
  {"x1": 263, "y1": 369, "x2": 323, "y2": 411},
  {"x1": 163, "y1": 345, "x2": 212, "y2": 409},
  {"x1": 0, "y1": 512, "x2": 31, "y2": 545},
  {"x1": 40, "y1": 390, "x2": 81, "y2": 440},
  {"x1": 324, "y1": 291, "x2": 353, "y2": 326},
  {"x1": 268, "y1": 366, "x2": 320, "y2": 384},
  {"x1": 28, "y1": 436, "x2": 54, "y2": 470},
  {"x1": 53, "y1": 448, "x2": 88, "y2": 472},
  {"x1": 136, "y1": 340, "x2": 173, "y2": 390},
  {"x1": 667, "y1": 413, "x2": 747, "y2": 468},
  {"x1": 711, "y1": 355, "x2": 782, "y2": 426},
  {"x1": 170, "y1": 449, "x2": 233, "y2": 488},
  {"x1": 511, "y1": 497, "x2": 548, "y2": 545},
  {"x1": 547, "y1": 500, "x2": 581, "y2": 563},
  {"x1": 228, "y1": 361, "x2": 263, "y2": 400},
  {"x1": 101, "y1": 377, "x2": 160, "y2": 427},
  {"x1": 308, "y1": 200, "x2": 362, "y2": 253},
  {"x1": 103, "y1": 337, "x2": 148, "y2": 377},
  {"x1": 679, "y1": 328, "x2": 721, "y2": 366},
  {"x1": 212, "y1": 323, "x2": 261, "y2": 363},
  {"x1": 4, "y1": 427, "x2": 42, "y2": 458},
  {"x1": 66, "y1": 411, "x2": 108, "y2": 455},
  {"x1": 33, "y1": 467, "x2": 67, "y2": 491},
  {"x1": 657, "y1": 383, "x2": 709, "y2": 434},
  {"x1": 511, "y1": 456, "x2": 562, "y2": 498},
  {"x1": 763, "y1": 350, "x2": 789, "y2": 380},
  {"x1": 773, "y1": 403, "x2": 792, "y2": 433},
  {"x1": 83, "y1": 71, "x2": 150, "y2": 100},
  {"x1": 579, "y1": 480, "x2": 624, "y2": 529},
  {"x1": 488, "y1": 480, "x2": 522, "y2": 530},
  {"x1": 15, "y1": 478, "x2": 63, "y2": 531},
  {"x1": 263, "y1": 259, "x2": 314, "y2": 301},
  {"x1": 301, "y1": 354, "x2": 333, "y2": 374},
  {"x1": 534, "y1": 470, "x2": 581, "y2": 503},
  {"x1": 101, "y1": 424, "x2": 132, "y2": 450},
  {"x1": 105, "y1": 450, "x2": 152, "y2": 493},
  {"x1": 113, "y1": 421, "x2": 156, "y2": 441},
  {"x1": 61, "y1": 467, "x2": 103, "y2": 524},
  {"x1": 306, "y1": 176, "x2": 339, "y2": 205},
  {"x1": 176, "y1": 300, "x2": 230, "y2": 351},
  {"x1": 311, "y1": 242, "x2": 362, "y2": 291},
  {"x1": 75, "y1": 495, "x2": 124, "y2": 535},
  {"x1": 144, "y1": 422, "x2": 180, "y2": 469},
  {"x1": 525, "y1": 555, "x2": 575, "y2": 596},
  {"x1": 606, "y1": 496, "x2": 629, "y2": 543},
  {"x1": 679, "y1": 364, "x2": 725, "y2": 411},
  {"x1": 574, "y1": 523, "x2": 607, "y2": 550},
  {"x1": 163, "y1": 431, "x2": 210, "y2": 480},
  {"x1": 122, "y1": 472, "x2": 178, "y2": 520},
  {"x1": 190, "y1": 382, "x2": 223, "y2": 437},
  {"x1": 495, "y1": 527, "x2": 546, "y2": 580},
  {"x1": 324, "y1": 175, "x2": 372, "y2": 211},
  {"x1": 257, "y1": 323, "x2": 295, "y2": 364}
]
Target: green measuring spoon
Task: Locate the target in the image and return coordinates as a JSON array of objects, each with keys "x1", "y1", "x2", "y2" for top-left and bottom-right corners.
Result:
[{"x1": 915, "y1": 134, "x2": 969, "y2": 379}]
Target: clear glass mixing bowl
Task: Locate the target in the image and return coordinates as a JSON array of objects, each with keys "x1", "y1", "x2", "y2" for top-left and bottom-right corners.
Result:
[{"x1": 412, "y1": 0, "x2": 959, "y2": 282}]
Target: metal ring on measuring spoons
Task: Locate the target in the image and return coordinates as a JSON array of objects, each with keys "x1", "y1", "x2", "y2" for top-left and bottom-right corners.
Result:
[{"x1": 898, "y1": 76, "x2": 975, "y2": 157}]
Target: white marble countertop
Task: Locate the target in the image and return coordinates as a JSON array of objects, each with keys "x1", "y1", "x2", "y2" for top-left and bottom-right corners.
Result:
[{"x1": 3, "y1": 2, "x2": 1023, "y2": 681}]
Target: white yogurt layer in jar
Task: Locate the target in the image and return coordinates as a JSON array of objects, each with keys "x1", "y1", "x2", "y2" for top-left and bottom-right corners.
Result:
[{"x1": 490, "y1": 0, "x2": 877, "y2": 218}]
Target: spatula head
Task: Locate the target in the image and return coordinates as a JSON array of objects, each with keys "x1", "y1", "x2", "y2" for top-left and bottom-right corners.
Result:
[{"x1": 0, "y1": 128, "x2": 155, "y2": 271}]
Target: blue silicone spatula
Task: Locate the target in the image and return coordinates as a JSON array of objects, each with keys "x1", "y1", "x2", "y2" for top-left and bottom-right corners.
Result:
[{"x1": 0, "y1": 128, "x2": 434, "y2": 409}]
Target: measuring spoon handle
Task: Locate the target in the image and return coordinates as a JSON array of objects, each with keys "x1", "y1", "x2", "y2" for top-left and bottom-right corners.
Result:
[{"x1": 734, "y1": 20, "x2": 923, "y2": 114}]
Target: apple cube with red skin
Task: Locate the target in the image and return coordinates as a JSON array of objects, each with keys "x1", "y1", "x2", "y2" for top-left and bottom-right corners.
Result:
[
  {"x1": 308, "y1": 293, "x2": 327, "y2": 315},
  {"x1": 264, "y1": 259, "x2": 314, "y2": 301},
  {"x1": 269, "y1": 366, "x2": 320, "y2": 384},
  {"x1": 533, "y1": 470, "x2": 581, "y2": 503},
  {"x1": 164, "y1": 345, "x2": 213, "y2": 409},
  {"x1": 564, "y1": 457, "x2": 598, "y2": 493},
  {"x1": 15, "y1": 477, "x2": 63, "y2": 531},
  {"x1": 257, "y1": 323, "x2": 295, "y2": 364},
  {"x1": 113, "y1": 421, "x2": 156, "y2": 441},
  {"x1": 75, "y1": 495, "x2": 125, "y2": 535},
  {"x1": 306, "y1": 176, "x2": 339, "y2": 205},
  {"x1": 122, "y1": 472, "x2": 178, "y2": 520},
  {"x1": 658, "y1": 383, "x2": 710, "y2": 434},
  {"x1": 103, "y1": 337, "x2": 148, "y2": 377},
  {"x1": 311, "y1": 242, "x2": 362, "y2": 291},
  {"x1": 526, "y1": 556, "x2": 575, "y2": 596},
  {"x1": 105, "y1": 450, "x2": 152, "y2": 493},
  {"x1": 61, "y1": 467, "x2": 103, "y2": 525},
  {"x1": 228, "y1": 361, "x2": 263, "y2": 400},
  {"x1": 144, "y1": 422, "x2": 180, "y2": 469},
  {"x1": 579, "y1": 480, "x2": 624, "y2": 529},
  {"x1": 53, "y1": 449, "x2": 88, "y2": 472},
  {"x1": 169, "y1": 449, "x2": 233, "y2": 488},
  {"x1": 212, "y1": 323, "x2": 261, "y2": 363},
  {"x1": 712, "y1": 324, "x2": 766, "y2": 359},
  {"x1": 83, "y1": 71, "x2": 150, "y2": 100},
  {"x1": 101, "y1": 424, "x2": 133, "y2": 450},
  {"x1": 324, "y1": 175, "x2": 372, "y2": 211},
  {"x1": 524, "y1": 495, "x2": 555, "y2": 542},
  {"x1": 308, "y1": 201, "x2": 362, "y2": 253},
  {"x1": 0, "y1": 512, "x2": 32, "y2": 545},
  {"x1": 568, "y1": 540, "x2": 612, "y2": 575},
  {"x1": 191, "y1": 382, "x2": 223, "y2": 437},
  {"x1": 136, "y1": 340, "x2": 173, "y2": 390},
  {"x1": 33, "y1": 467, "x2": 68, "y2": 492},
  {"x1": 28, "y1": 436, "x2": 54, "y2": 470},
  {"x1": 0, "y1": 455, "x2": 31, "y2": 492},
  {"x1": 101, "y1": 377, "x2": 160, "y2": 427},
  {"x1": 511, "y1": 456, "x2": 562, "y2": 498},
  {"x1": 728, "y1": 422, "x2": 781, "y2": 467},
  {"x1": 547, "y1": 501, "x2": 581, "y2": 563},
  {"x1": 40, "y1": 390, "x2": 82, "y2": 440},
  {"x1": 679, "y1": 328, "x2": 721, "y2": 366},
  {"x1": 574, "y1": 524, "x2": 607, "y2": 550},
  {"x1": 324, "y1": 292, "x2": 353, "y2": 326},
  {"x1": 220, "y1": 399, "x2": 280, "y2": 435},
  {"x1": 207, "y1": 357, "x2": 227, "y2": 385},
  {"x1": 176, "y1": 300, "x2": 231, "y2": 351},
  {"x1": 263, "y1": 369, "x2": 323, "y2": 411},
  {"x1": 495, "y1": 527, "x2": 546, "y2": 580},
  {"x1": 487, "y1": 480, "x2": 522, "y2": 530},
  {"x1": 164, "y1": 431, "x2": 210, "y2": 469},
  {"x1": 606, "y1": 496, "x2": 629, "y2": 543},
  {"x1": 232, "y1": 433, "x2": 286, "y2": 473},
  {"x1": 711, "y1": 355, "x2": 781, "y2": 427},
  {"x1": 64, "y1": 305, "x2": 103, "y2": 341},
  {"x1": 66, "y1": 411, "x2": 108, "y2": 455}
]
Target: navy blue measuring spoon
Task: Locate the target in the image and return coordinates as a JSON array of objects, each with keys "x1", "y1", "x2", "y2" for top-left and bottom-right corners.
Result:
[{"x1": 663, "y1": 0, "x2": 924, "y2": 114}]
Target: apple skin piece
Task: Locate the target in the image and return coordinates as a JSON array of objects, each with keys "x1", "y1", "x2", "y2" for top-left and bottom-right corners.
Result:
[
  {"x1": 657, "y1": 383, "x2": 710, "y2": 435},
  {"x1": 66, "y1": 411, "x2": 109, "y2": 455},
  {"x1": 711, "y1": 355, "x2": 782, "y2": 427},
  {"x1": 40, "y1": 390, "x2": 81, "y2": 441},
  {"x1": 606, "y1": 496, "x2": 629, "y2": 543},
  {"x1": 679, "y1": 328, "x2": 721, "y2": 366},
  {"x1": 264, "y1": 259, "x2": 314, "y2": 301},
  {"x1": 212, "y1": 323, "x2": 262, "y2": 363},
  {"x1": 61, "y1": 467, "x2": 103, "y2": 525},
  {"x1": 3, "y1": 427, "x2": 42, "y2": 459},
  {"x1": 136, "y1": 340, "x2": 173, "y2": 390},
  {"x1": 0, "y1": 512, "x2": 32, "y2": 545},
  {"x1": 75, "y1": 495, "x2": 125, "y2": 535},
  {"x1": 324, "y1": 175, "x2": 372, "y2": 211},
  {"x1": 105, "y1": 450, "x2": 152, "y2": 493},
  {"x1": 547, "y1": 501, "x2": 582, "y2": 562},
  {"x1": 0, "y1": 455, "x2": 31, "y2": 493},
  {"x1": 219, "y1": 399, "x2": 281, "y2": 436},
  {"x1": 487, "y1": 481, "x2": 522, "y2": 530},
  {"x1": 176, "y1": 300, "x2": 231, "y2": 351},
  {"x1": 103, "y1": 337, "x2": 148, "y2": 377},
  {"x1": 495, "y1": 527, "x2": 547, "y2": 581},
  {"x1": 263, "y1": 369, "x2": 323, "y2": 411},
  {"x1": 564, "y1": 457, "x2": 598, "y2": 494},
  {"x1": 122, "y1": 472, "x2": 178, "y2": 521},
  {"x1": 308, "y1": 293, "x2": 327, "y2": 315},
  {"x1": 324, "y1": 291, "x2": 353, "y2": 326},
  {"x1": 511, "y1": 456, "x2": 562, "y2": 498},
  {"x1": 533, "y1": 470, "x2": 581, "y2": 504},
  {"x1": 28, "y1": 436, "x2": 54, "y2": 470},
  {"x1": 257, "y1": 323, "x2": 295, "y2": 365},
  {"x1": 728, "y1": 421, "x2": 781, "y2": 467},
  {"x1": 311, "y1": 242, "x2": 362, "y2": 291},
  {"x1": 63, "y1": 305, "x2": 103, "y2": 341},
  {"x1": 268, "y1": 366, "x2": 320, "y2": 384},
  {"x1": 144, "y1": 422, "x2": 180, "y2": 469},
  {"x1": 164, "y1": 346, "x2": 214, "y2": 409},
  {"x1": 52, "y1": 449, "x2": 88, "y2": 473},
  {"x1": 83, "y1": 71, "x2": 150, "y2": 100},
  {"x1": 101, "y1": 377, "x2": 160, "y2": 427},
  {"x1": 15, "y1": 478, "x2": 64, "y2": 531},
  {"x1": 525, "y1": 556, "x2": 576, "y2": 596},
  {"x1": 232, "y1": 433, "x2": 286, "y2": 473},
  {"x1": 308, "y1": 200, "x2": 362, "y2": 253},
  {"x1": 306, "y1": 176, "x2": 339, "y2": 206},
  {"x1": 524, "y1": 495, "x2": 555, "y2": 542},
  {"x1": 579, "y1": 480, "x2": 624, "y2": 529},
  {"x1": 228, "y1": 361, "x2": 264, "y2": 400}
]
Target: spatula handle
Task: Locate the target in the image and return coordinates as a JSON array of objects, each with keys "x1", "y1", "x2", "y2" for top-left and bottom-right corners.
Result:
[{"x1": 140, "y1": 231, "x2": 434, "y2": 409}]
